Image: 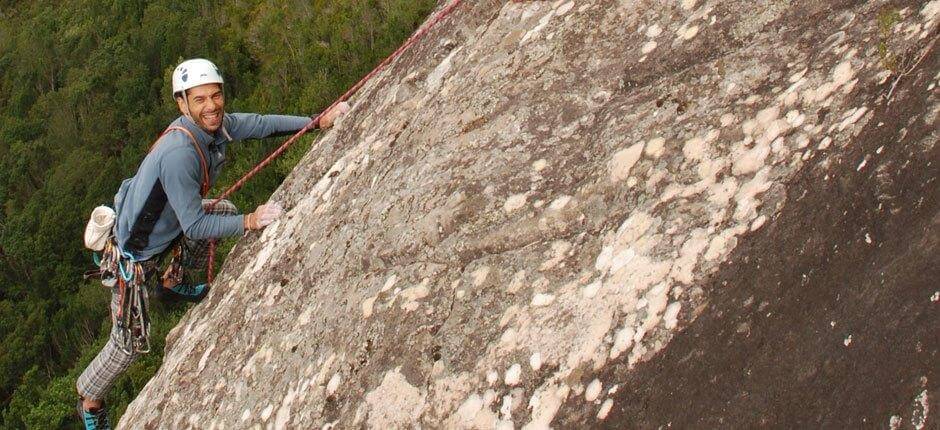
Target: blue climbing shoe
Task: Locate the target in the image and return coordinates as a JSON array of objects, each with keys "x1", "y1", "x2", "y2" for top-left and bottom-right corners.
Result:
[
  {"x1": 77, "y1": 399, "x2": 111, "y2": 430},
  {"x1": 155, "y1": 282, "x2": 209, "y2": 303}
]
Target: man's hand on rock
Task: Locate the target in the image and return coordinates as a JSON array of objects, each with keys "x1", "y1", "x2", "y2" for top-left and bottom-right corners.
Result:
[
  {"x1": 318, "y1": 102, "x2": 350, "y2": 129},
  {"x1": 245, "y1": 202, "x2": 283, "y2": 231}
]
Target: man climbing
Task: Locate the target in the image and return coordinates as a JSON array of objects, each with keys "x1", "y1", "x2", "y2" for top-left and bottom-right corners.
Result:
[{"x1": 75, "y1": 58, "x2": 349, "y2": 429}]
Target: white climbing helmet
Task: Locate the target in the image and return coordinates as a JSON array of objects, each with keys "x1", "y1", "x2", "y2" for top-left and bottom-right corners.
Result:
[{"x1": 171, "y1": 58, "x2": 224, "y2": 97}]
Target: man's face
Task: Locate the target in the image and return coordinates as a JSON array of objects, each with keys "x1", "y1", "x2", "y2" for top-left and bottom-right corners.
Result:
[{"x1": 177, "y1": 83, "x2": 224, "y2": 133}]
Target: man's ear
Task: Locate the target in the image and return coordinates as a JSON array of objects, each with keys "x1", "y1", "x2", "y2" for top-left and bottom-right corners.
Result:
[{"x1": 175, "y1": 95, "x2": 187, "y2": 115}]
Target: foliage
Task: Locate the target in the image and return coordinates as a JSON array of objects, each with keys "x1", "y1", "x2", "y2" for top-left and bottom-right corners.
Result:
[
  {"x1": 876, "y1": 7, "x2": 902, "y2": 73},
  {"x1": 0, "y1": 0, "x2": 434, "y2": 427}
]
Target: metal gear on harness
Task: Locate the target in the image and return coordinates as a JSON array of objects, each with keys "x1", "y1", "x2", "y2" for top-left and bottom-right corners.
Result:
[{"x1": 96, "y1": 241, "x2": 152, "y2": 354}]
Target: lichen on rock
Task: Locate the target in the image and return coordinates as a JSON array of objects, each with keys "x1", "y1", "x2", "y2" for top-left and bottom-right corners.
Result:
[{"x1": 119, "y1": 0, "x2": 939, "y2": 428}]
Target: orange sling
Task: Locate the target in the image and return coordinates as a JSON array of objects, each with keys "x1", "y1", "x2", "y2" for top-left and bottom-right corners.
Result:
[{"x1": 148, "y1": 126, "x2": 210, "y2": 196}]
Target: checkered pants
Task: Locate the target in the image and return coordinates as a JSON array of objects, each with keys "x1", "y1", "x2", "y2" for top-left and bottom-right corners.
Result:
[{"x1": 76, "y1": 199, "x2": 238, "y2": 401}]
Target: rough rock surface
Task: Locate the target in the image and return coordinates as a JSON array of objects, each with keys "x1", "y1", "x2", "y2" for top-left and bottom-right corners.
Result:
[{"x1": 120, "y1": 0, "x2": 939, "y2": 428}]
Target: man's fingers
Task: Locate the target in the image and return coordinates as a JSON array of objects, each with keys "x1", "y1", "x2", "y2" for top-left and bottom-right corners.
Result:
[
  {"x1": 251, "y1": 202, "x2": 284, "y2": 229},
  {"x1": 266, "y1": 202, "x2": 283, "y2": 214},
  {"x1": 321, "y1": 102, "x2": 350, "y2": 128}
]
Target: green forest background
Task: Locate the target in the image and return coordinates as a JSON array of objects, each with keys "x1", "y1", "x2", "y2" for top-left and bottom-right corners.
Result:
[{"x1": 0, "y1": 0, "x2": 434, "y2": 427}]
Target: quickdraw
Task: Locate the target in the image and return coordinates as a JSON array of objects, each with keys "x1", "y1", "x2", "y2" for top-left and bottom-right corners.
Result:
[{"x1": 95, "y1": 240, "x2": 152, "y2": 354}]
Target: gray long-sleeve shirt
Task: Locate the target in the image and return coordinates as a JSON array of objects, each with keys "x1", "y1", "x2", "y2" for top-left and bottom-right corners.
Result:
[{"x1": 113, "y1": 113, "x2": 310, "y2": 261}]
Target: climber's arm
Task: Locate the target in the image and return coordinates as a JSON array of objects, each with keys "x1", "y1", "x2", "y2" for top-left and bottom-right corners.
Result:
[
  {"x1": 224, "y1": 103, "x2": 349, "y2": 141},
  {"x1": 223, "y1": 113, "x2": 311, "y2": 140}
]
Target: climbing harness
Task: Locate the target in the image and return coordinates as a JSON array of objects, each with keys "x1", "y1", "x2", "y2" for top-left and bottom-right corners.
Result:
[
  {"x1": 202, "y1": 0, "x2": 467, "y2": 282},
  {"x1": 83, "y1": 125, "x2": 210, "y2": 354}
]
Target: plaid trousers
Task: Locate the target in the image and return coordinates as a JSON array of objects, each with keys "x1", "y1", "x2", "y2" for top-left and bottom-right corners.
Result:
[{"x1": 76, "y1": 199, "x2": 238, "y2": 401}]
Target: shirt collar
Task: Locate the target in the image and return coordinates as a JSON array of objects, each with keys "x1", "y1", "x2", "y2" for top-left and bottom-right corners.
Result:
[{"x1": 177, "y1": 115, "x2": 225, "y2": 147}]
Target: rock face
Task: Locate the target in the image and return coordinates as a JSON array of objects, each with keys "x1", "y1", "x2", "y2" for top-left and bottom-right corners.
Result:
[{"x1": 120, "y1": 0, "x2": 939, "y2": 428}]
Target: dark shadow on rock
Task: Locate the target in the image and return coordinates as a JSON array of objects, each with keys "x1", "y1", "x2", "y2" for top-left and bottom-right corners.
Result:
[{"x1": 556, "y1": 26, "x2": 939, "y2": 430}]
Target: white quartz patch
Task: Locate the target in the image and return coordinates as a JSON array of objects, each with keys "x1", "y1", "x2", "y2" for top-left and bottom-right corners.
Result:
[
  {"x1": 597, "y1": 399, "x2": 614, "y2": 419},
  {"x1": 683, "y1": 136, "x2": 707, "y2": 160},
  {"x1": 197, "y1": 342, "x2": 216, "y2": 373},
  {"x1": 364, "y1": 369, "x2": 426, "y2": 428},
  {"x1": 555, "y1": 1, "x2": 574, "y2": 16},
  {"x1": 839, "y1": 106, "x2": 868, "y2": 131},
  {"x1": 523, "y1": 384, "x2": 569, "y2": 429},
  {"x1": 298, "y1": 308, "x2": 313, "y2": 325},
  {"x1": 472, "y1": 266, "x2": 491, "y2": 286},
  {"x1": 831, "y1": 61, "x2": 855, "y2": 88},
  {"x1": 610, "y1": 143, "x2": 645, "y2": 182},
  {"x1": 361, "y1": 295, "x2": 377, "y2": 318},
  {"x1": 275, "y1": 389, "x2": 296, "y2": 429},
  {"x1": 585, "y1": 379, "x2": 603, "y2": 402},
  {"x1": 680, "y1": 25, "x2": 700, "y2": 40},
  {"x1": 327, "y1": 373, "x2": 342, "y2": 395},
  {"x1": 663, "y1": 302, "x2": 682, "y2": 329},
  {"x1": 531, "y1": 293, "x2": 555, "y2": 307},
  {"x1": 260, "y1": 404, "x2": 275, "y2": 422},
  {"x1": 645, "y1": 137, "x2": 666, "y2": 158},
  {"x1": 382, "y1": 274, "x2": 398, "y2": 292},
  {"x1": 670, "y1": 229, "x2": 710, "y2": 284},
  {"x1": 487, "y1": 370, "x2": 499, "y2": 385},
  {"x1": 426, "y1": 48, "x2": 461, "y2": 93},
  {"x1": 530, "y1": 352, "x2": 543, "y2": 371},
  {"x1": 732, "y1": 141, "x2": 771, "y2": 176},
  {"x1": 521, "y1": 9, "x2": 555, "y2": 44},
  {"x1": 401, "y1": 282, "x2": 430, "y2": 302},
  {"x1": 456, "y1": 394, "x2": 484, "y2": 423},
  {"x1": 549, "y1": 195, "x2": 572, "y2": 211},
  {"x1": 504, "y1": 193, "x2": 529, "y2": 213},
  {"x1": 582, "y1": 280, "x2": 601, "y2": 298},
  {"x1": 609, "y1": 326, "x2": 636, "y2": 359},
  {"x1": 532, "y1": 159, "x2": 548, "y2": 171},
  {"x1": 505, "y1": 363, "x2": 522, "y2": 386}
]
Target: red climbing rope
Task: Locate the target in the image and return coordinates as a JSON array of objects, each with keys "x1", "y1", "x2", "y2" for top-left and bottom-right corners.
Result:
[{"x1": 205, "y1": 0, "x2": 465, "y2": 282}]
